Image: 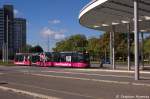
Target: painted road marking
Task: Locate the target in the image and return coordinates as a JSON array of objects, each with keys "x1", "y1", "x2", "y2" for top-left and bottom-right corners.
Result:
[
  {"x1": 69, "y1": 69, "x2": 150, "y2": 74},
  {"x1": 30, "y1": 73, "x2": 150, "y2": 87},
  {"x1": 5, "y1": 82, "x2": 98, "y2": 99},
  {"x1": 0, "y1": 86, "x2": 60, "y2": 99},
  {"x1": 45, "y1": 70, "x2": 132, "y2": 78},
  {"x1": 0, "y1": 73, "x2": 4, "y2": 75},
  {"x1": 30, "y1": 73, "x2": 130, "y2": 84},
  {"x1": 42, "y1": 70, "x2": 150, "y2": 80},
  {"x1": 132, "y1": 83, "x2": 150, "y2": 87}
]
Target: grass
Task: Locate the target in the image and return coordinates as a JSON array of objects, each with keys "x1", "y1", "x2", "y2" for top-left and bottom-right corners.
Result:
[
  {"x1": 0, "y1": 60, "x2": 15, "y2": 66},
  {"x1": 90, "y1": 61, "x2": 150, "y2": 65},
  {"x1": 90, "y1": 61, "x2": 100, "y2": 64}
]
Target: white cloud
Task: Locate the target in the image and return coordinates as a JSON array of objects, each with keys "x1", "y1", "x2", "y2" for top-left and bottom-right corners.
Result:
[
  {"x1": 41, "y1": 27, "x2": 56, "y2": 37},
  {"x1": 55, "y1": 33, "x2": 65, "y2": 40},
  {"x1": 48, "y1": 19, "x2": 61, "y2": 24},
  {"x1": 40, "y1": 27, "x2": 65, "y2": 40},
  {"x1": 14, "y1": 9, "x2": 19, "y2": 15}
]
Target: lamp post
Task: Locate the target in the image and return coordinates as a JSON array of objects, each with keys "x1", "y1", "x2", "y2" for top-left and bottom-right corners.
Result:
[{"x1": 47, "y1": 34, "x2": 50, "y2": 52}]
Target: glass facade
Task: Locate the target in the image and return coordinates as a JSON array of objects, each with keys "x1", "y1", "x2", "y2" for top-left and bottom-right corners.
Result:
[
  {"x1": 4, "y1": 5, "x2": 14, "y2": 53},
  {"x1": 0, "y1": 9, "x2": 4, "y2": 49},
  {"x1": 14, "y1": 18, "x2": 26, "y2": 52},
  {"x1": 0, "y1": 5, "x2": 26, "y2": 58}
]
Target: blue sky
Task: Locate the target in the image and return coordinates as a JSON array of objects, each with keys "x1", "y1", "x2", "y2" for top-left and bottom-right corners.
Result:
[{"x1": 0, "y1": 0, "x2": 103, "y2": 51}]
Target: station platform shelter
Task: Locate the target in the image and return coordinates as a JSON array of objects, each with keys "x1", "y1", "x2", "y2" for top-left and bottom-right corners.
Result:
[{"x1": 79, "y1": 0, "x2": 150, "y2": 80}]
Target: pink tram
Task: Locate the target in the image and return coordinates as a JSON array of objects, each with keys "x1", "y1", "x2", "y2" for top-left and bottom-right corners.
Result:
[
  {"x1": 40, "y1": 52, "x2": 90, "y2": 68},
  {"x1": 14, "y1": 53, "x2": 40, "y2": 66},
  {"x1": 14, "y1": 53, "x2": 31, "y2": 66},
  {"x1": 14, "y1": 52, "x2": 90, "y2": 68},
  {"x1": 38, "y1": 52, "x2": 53, "y2": 67}
]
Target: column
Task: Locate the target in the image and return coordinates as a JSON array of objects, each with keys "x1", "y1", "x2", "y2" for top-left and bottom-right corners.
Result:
[
  {"x1": 141, "y1": 32, "x2": 144, "y2": 69},
  {"x1": 110, "y1": 32, "x2": 112, "y2": 65},
  {"x1": 134, "y1": 0, "x2": 140, "y2": 80},
  {"x1": 127, "y1": 23, "x2": 131, "y2": 70},
  {"x1": 112, "y1": 26, "x2": 115, "y2": 70}
]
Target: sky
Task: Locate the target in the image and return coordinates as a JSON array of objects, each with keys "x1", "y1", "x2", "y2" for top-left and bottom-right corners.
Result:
[{"x1": 0, "y1": 0, "x2": 103, "y2": 51}]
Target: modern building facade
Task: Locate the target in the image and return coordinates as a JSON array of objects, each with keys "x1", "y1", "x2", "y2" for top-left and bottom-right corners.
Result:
[
  {"x1": 0, "y1": 5, "x2": 26, "y2": 59},
  {"x1": 14, "y1": 18, "x2": 26, "y2": 53},
  {"x1": 0, "y1": 8, "x2": 4, "y2": 52},
  {"x1": 0, "y1": 5, "x2": 14, "y2": 59}
]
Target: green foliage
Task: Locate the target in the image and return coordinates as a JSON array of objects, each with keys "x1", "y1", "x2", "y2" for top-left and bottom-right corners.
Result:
[
  {"x1": 87, "y1": 37, "x2": 100, "y2": 54},
  {"x1": 52, "y1": 32, "x2": 138, "y2": 62},
  {"x1": 22, "y1": 44, "x2": 32, "y2": 53},
  {"x1": 144, "y1": 39, "x2": 150, "y2": 52},
  {"x1": 136, "y1": 36, "x2": 150, "y2": 60},
  {"x1": 0, "y1": 60, "x2": 14, "y2": 66},
  {"x1": 53, "y1": 34, "x2": 88, "y2": 52},
  {"x1": 99, "y1": 33, "x2": 110, "y2": 56},
  {"x1": 29, "y1": 45, "x2": 43, "y2": 53}
]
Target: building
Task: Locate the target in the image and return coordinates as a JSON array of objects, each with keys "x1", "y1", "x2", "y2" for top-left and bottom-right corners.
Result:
[
  {"x1": 0, "y1": 5, "x2": 14, "y2": 59},
  {"x1": 0, "y1": 8, "x2": 4, "y2": 53},
  {"x1": 14, "y1": 18, "x2": 26, "y2": 53},
  {"x1": 0, "y1": 5, "x2": 26, "y2": 59}
]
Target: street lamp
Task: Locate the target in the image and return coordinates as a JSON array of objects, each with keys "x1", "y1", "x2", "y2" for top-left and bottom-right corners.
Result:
[{"x1": 47, "y1": 34, "x2": 50, "y2": 52}]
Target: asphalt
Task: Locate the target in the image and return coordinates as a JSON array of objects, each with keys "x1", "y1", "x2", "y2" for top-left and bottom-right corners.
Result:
[
  {"x1": 0, "y1": 85, "x2": 39, "y2": 99},
  {"x1": 0, "y1": 65, "x2": 150, "y2": 99}
]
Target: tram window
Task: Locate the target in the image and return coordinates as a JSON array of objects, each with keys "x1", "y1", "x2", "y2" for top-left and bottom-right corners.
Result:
[{"x1": 15, "y1": 55, "x2": 24, "y2": 62}]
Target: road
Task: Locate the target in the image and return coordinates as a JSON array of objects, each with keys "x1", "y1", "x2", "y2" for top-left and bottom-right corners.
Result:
[{"x1": 0, "y1": 65, "x2": 150, "y2": 99}]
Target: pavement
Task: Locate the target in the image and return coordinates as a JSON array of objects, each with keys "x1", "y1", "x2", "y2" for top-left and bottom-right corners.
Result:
[
  {"x1": 92, "y1": 63, "x2": 150, "y2": 71},
  {"x1": 0, "y1": 65, "x2": 150, "y2": 99},
  {"x1": 0, "y1": 89, "x2": 37, "y2": 99}
]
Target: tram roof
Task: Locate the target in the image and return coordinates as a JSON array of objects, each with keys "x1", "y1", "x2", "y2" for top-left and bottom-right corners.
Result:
[{"x1": 79, "y1": 0, "x2": 150, "y2": 32}]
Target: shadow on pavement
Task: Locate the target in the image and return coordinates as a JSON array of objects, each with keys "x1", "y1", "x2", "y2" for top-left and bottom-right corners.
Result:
[
  {"x1": 143, "y1": 67, "x2": 150, "y2": 71},
  {"x1": 0, "y1": 82, "x2": 8, "y2": 85}
]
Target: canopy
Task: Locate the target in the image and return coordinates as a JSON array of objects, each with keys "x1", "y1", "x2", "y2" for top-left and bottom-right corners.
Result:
[{"x1": 79, "y1": 0, "x2": 150, "y2": 32}]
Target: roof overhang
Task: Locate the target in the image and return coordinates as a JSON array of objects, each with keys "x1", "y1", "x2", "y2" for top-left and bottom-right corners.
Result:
[{"x1": 79, "y1": 0, "x2": 150, "y2": 32}]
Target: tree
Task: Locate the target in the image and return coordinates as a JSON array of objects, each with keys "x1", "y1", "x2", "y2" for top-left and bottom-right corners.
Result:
[
  {"x1": 144, "y1": 37, "x2": 150, "y2": 53},
  {"x1": 53, "y1": 32, "x2": 135, "y2": 62},
  {"x1": 53, "y1": 34, "x2": 88, "y2": 52},
  {"x1": 87, "y1": 37, "x2": 100, "y2": 61},
  {"x1": 99, "y1": 33, "x2": 110, "y2": 57},
  {"x1": 29, "y1": 45, "x2": 43, "y2": 53},
  {"x1": 22, "y1": 44, "x2": 32, "y2": 53},
  {"x1": 144, "y1": 37, "x2": 150, "y2": 60}
]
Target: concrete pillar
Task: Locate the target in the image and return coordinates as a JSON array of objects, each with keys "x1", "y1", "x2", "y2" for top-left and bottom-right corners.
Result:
[
  {"x1": 141, "y1": 32, "x2": 144, "y2": 70},
  {"x1": 110, "y1": 32, "x2": 113, "y2": 65},
  {"x1": 134, "y1": 0, "x2": 140, "y2": 80},
  {"x1": 112, "y1": 26, "x2": 115, "y2": 70},
  {"x1": 127, "y1": 23, "x2": 131, "y2": 70}
]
